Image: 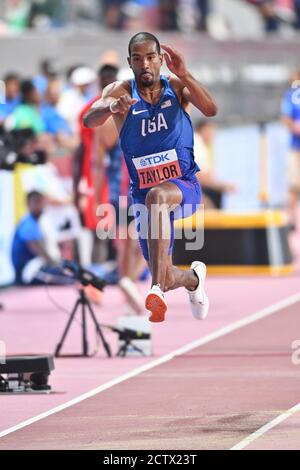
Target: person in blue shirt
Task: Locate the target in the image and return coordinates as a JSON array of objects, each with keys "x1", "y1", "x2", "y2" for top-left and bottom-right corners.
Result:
[
  {"x1": 11, "y1": 191, "x2": 54, "y2": 285},
  {"x1": 40, "y1": 78, "x2": 71, "y2": 136},
  {"x1": 33, "y1": 59, "x2": 58, "y2": 97},
  {"x1": 0, "y1": 73, "x2": 21, "y2": 123},
  {"x1": 8, "y1": 80, "x2": 46, "y2": 134},
  {"x1": 281, "y1": 67, "x2": 300, "y2": 230},
  {"x1": 83, "y1": 32, "x2": 217, "y2": 323},
  {"x1": 11, "y1": 191, "x2": 72, "y2": 286},
  {"x1": 41, "y1": 101, "x2": 71, "y2": 135}
]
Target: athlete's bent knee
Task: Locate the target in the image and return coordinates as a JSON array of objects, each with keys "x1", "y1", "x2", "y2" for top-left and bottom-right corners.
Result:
[{"x1": 145, "y1": 187, "x2": 168, "y2": 207}]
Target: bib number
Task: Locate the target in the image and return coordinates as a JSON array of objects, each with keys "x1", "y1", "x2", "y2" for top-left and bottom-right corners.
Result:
[{"x1": 132, "y1": 149, "x2": 182, "y2": 189}]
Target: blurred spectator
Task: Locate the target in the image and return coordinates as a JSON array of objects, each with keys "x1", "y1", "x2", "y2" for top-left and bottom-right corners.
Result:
[
  {"x1": 276, "y1": 0, "x2": 300, "y2": 28},
  {"x1": 0, "y1": 73, "x2": 20, "y2": 123},
  {"x1": 194, "y1": 120, "x2": 236, "y2": 208},
  {"x1": 78, "y1": 63, "x2": 126, "y2": 229},
  {"x1": 101, "y1": 0, "x2": 208, "y2": 31},
  {"x1": 28, "y1": 0, "x2": 66, "y2": 29},
  {"x1": 57, "y1": 66, "x2": 96, "y2": 135},
  {"x1": 246, "y1": 0, "x2": 300, "y2": 32},
  {"x1": 281, "y1": 67, "x2": 300, "y2": 230},
  {"x1": 5, "y1": 76, "x2": 78, "y2": 153},
  {"x1": 33, "y1": 58, "x2": 58, "y2": 96},
  {"x1": 41, "y1": 78, "x2": 70, "y2": 135},
  {"x1": 77, "y1": 64, "x2": 119, "y2": 252},
  {"x1": 22, "y1": 159, "x2": 82, "y2": 262},
  {"x1": 160, "y1": 0, "x2": 178, "y2": 30},
  {"x1": 11, "y1": 191, "x2": 54, "y2": 284},
  {"x1": 122, "y1": 0, "x2": 160, "y2": 30},
  {"x1": 6, "y1": 79, "x2": 45, "y2": 133},
  {"x1": 2, "y1": 0, "x2": 298, "y2": 36},
  {"x1": 101, "y1": 0, "x2": 125, "y2": 29},
  {"x1": 196, "y1": 0, "x2": 210, "y2": 31},
  {"x1": 4, "y1": 0, "x2": 30, "y2": 33},
  {"x1": 14, "y1": 123, "x2": 82, "y2": 264},
  {"x1": 41, "y1": 78, "x2": 78, "y2": 150},
  {"x1": 11, "y1": 190, "x2": 74, "y2": 285},
  {"x1": 10, "y1": 126, "x2": 42, "y2": 160},
  {"x1": 177, "y1": 0, "x2": 210, "y2": 32},
  {"x1": 246, "y1": 0, "x2": 279, "y2": 32}
]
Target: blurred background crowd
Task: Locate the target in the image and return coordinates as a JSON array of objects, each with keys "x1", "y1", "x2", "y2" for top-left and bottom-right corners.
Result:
[
  {"x1": 0, "y1": 57, "x2": 150, "y2": 307},
  {"x1": 0, "y1": 0, "x2": 299, "y2": 310},
  {"x1": 0, "y1": 0, "x2": 300, "y2": 37}
]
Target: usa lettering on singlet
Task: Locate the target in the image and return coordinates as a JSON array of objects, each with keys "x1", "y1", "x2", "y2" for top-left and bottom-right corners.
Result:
[{"x1": 119, "y1": 75, "x2": 199, "y2": 192}]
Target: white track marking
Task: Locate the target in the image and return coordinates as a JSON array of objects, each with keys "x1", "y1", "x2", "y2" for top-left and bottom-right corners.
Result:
[
  {"x1": 231, "y1": 402, "x2": 300, "y2": 450},
  {"x1": 1, "y1": 292, "x2": 300, "y2": 439}
]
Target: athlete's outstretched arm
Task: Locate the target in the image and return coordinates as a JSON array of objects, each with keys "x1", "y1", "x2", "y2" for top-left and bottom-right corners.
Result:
[
  {"x1": 83, "y1": 82, "x2": 137, "y2": 128},
  {"x1": 161, "y1": 44, "x2": 218, "y2": 117},
  {"x1": 83, "y1": 83, "x2": 116, "y2": 128}
]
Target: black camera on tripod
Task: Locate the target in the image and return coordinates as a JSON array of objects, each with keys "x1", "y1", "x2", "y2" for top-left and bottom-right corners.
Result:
[
  {"x1": 55, "y1": 261, "x2": 150, "y2": 358},
  {"x1": 55, "y1": 260, "x2": 111, "y2": 358},
  {"x1": 0, "y1": 126, "x2": 46, "y2": 170},
  {"x1": 61, "y1": 260, "x2": 106, "y2": 291}
]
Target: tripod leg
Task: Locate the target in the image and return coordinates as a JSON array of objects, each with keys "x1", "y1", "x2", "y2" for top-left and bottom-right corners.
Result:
[
  {"x1": 117, "y1": 339, "x2": 145, "y2": 357},
  {"x1": 55, "y1": 298, "x2": 81, "y2": 357},
  {"x1": 129, "y1": 343, "x2": 146, "y2": 356},
  {"x1": 85, "y1": 299, "x2": 112, "y2": 357},
  {"x1": 117, "y1": 342, "x2": 127, "y2": 357},
  {"x1": 81, "y1": 300, "x2": 88, "y2": 356}
]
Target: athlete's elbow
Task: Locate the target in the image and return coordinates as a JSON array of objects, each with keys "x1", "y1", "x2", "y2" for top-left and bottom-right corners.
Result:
[
  {"x1": 83, "y1": 113, "x2": 98, "y2": 129},
  {"x1": 82, "y1": 112, "x2": 91, "y2": 128},
  {"x1": 204, "y1": 102, "x2": 218, "y2": 117}
]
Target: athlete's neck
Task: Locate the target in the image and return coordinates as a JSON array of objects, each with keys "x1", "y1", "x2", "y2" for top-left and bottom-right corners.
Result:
[{"x1": 137, "y1": 79, "x2": 163, "y2": 103}]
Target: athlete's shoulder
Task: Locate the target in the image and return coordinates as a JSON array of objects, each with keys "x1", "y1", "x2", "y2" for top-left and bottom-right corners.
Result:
[
  {"x1": 102, "y1": 79, "x2": 132, "y2": 99},
  {"x1": 168, "y1": 75, "x2": 188, "y2": 108},
  {"x1": 168, "y1": 75, "x2": 185, "y2": 93}
]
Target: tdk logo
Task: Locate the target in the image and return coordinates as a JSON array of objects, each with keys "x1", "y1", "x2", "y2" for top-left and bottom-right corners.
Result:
[{"x1": 140, "y1": 154, "x2": 170, "y2": 167}]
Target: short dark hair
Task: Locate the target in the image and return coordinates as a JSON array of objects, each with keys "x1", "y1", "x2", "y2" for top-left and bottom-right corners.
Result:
[
  {"x1": 20, "y1": 79, "x2": 35, "y2": 101},
  {"x1": 27, "y1": 190, "x2": 44, "y2": 202},
  {"x1": 128, "y1": 32, "x2": 160, "y2": 56},
  {"x1": 4, "y1": 73, "x2": 20, "y2": 83},
  {"x1": 97, "y1": 64, "x2": 119, "y2": 78},
  {"x1": 40, "y1": 58, "x2": 57, "y2": 76},
  {"x1": 10, "y1": 128, "x2": 36, "y2": 152}
]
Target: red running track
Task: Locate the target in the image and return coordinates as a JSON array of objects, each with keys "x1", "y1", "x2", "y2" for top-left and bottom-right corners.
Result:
[{"x1": 0, "y1": 297, "x2": 300, "y2": 450}]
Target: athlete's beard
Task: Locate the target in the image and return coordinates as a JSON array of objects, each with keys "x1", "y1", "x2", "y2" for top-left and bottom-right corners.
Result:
[{"x1": 140, "y1": 77, "x2": 154, "y2": 87}]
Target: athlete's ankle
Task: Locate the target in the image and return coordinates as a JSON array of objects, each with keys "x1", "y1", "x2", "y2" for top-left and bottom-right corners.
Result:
[
  {"x1": 187, "y1": 270, "x2": 199, "y2": 292},
  {"x1": 151, "y1": 283, "x2": 163, "y2": 292}
]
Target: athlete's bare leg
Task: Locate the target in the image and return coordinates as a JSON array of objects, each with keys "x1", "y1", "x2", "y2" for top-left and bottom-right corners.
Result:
[
  {"x1": 164, "y1": 255, "x2": 198, "y2": 292},
  {"x1": 145, "y1": 182, "x2": 198, "y2": 292},
  {"x1": 118, "y1": 234, "x2": 146, "y2": 315},
  {"x1": 120, "y1": 236, "x2": 146, "y2": 282}
]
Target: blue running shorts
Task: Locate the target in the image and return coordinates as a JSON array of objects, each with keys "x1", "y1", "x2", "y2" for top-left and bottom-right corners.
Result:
[{"x1": 130, "y1": 175, "x2": 202, "y2": 261}]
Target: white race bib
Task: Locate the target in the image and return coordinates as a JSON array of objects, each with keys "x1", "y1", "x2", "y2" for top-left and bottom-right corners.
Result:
[{"x1": 132, "y1": 149, "x2": 182, "y2": 189}]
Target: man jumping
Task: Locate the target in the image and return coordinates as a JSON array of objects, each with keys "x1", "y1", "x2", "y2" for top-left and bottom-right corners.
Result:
[{"x1": 83, "y1": 32, "x2": 217, "y2": 323}]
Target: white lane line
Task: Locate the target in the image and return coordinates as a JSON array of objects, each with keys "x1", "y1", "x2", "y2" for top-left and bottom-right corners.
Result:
[
  {"x1": 1, "y1": 291, "x2": 300, "y2": 440},
  {"x1": 231, "y1": 402, "x2": 300, "y2": 450}
]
